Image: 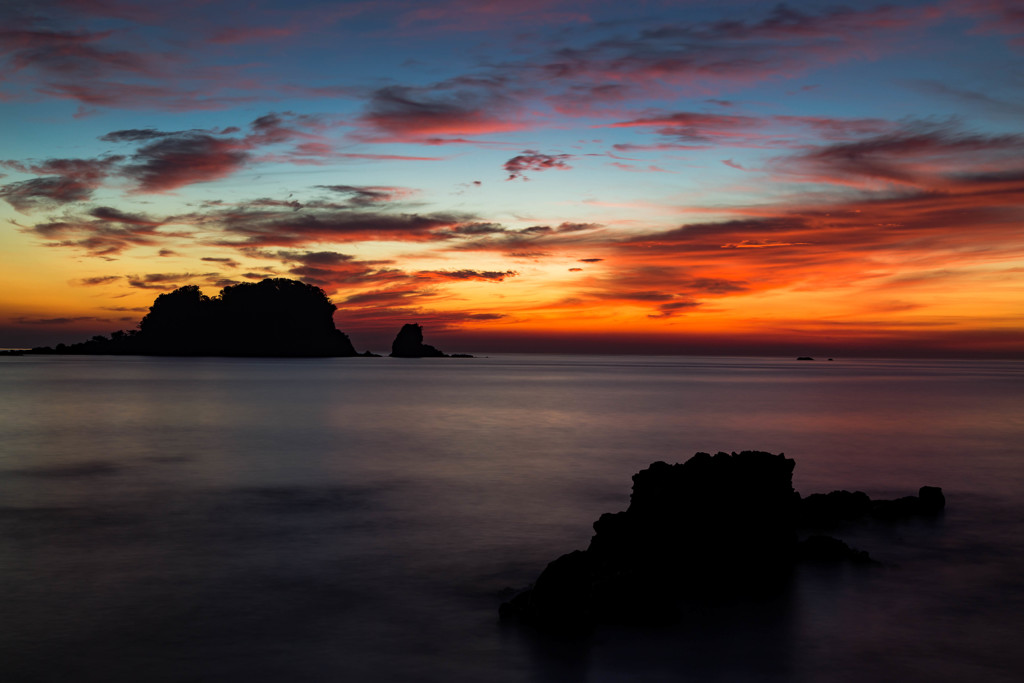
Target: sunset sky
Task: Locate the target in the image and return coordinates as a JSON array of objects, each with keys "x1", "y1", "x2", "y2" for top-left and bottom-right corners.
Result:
[{"x1": 2, "y1": 0, "x2": 1023, "y2": 356}]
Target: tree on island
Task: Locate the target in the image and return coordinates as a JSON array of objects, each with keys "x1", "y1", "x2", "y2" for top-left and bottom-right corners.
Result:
[{"x1": 33, "y1": 278, "x2": 362, "y2": 357}]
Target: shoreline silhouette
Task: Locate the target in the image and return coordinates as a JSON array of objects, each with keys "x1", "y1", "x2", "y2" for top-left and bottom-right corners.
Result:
[{"x1": 4, "y1": 278, "x2": 464, "y2": 359}]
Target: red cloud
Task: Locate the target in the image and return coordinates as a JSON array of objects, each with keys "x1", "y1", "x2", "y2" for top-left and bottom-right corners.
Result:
[
  {"x1": 607, "y1": 112, "x2": 765, "y2": 146},
  {"x1": 4, "y1": 114, "x2": 329, "y2": 208},
  {"x1": 37, "y1": 80, "x2": 264, "y2": 111},
  {"x1": 612, "y1": 172, "x2": 1024, "y2": 299},
  {"x1": 358, "y1": 83, "x2": 528, "y2": 143},
  {"x1": 567, "y1": 263, "x2": 750, "y2": 318},
  {"x1": 122, "y1": 133, "x2": 249, "y2": 192},
  {"x1": 105, "y1": 113, "x2": 331, "y2": 192},
  {"x1": 0, "y1": 28, "x2": 156, "y2": 79},
  {"x1": 950, "y1": 0, "x2": 1024, "y2": 49}
]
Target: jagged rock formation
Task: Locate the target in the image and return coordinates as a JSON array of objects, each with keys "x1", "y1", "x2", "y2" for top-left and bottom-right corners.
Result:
[
  {"x1": 800, "y1": 486, "x2": 945, "y2": 526},
  {"x1": 31, "y1": 278, "x2": 362, "y2": 357},
  {"x1": 389, "y1": 323, "x2": 448, "y2": 358},
  {"x1": 500, "y1": 451, "x2": 944, "y2": 629},
  {"x1": 501, "y1": 452, "x2": 800, "y2": 627}
]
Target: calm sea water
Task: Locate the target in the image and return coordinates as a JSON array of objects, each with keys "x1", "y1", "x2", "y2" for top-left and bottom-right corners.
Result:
[{"x1": 1, "y1": 354, "x2": 1022, "y2": 682}]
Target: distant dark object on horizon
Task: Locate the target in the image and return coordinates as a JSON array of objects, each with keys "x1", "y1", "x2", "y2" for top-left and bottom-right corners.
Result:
[
  {"x1": 500, "y1": 451, "x2": 944, "y2": 630},
  {"x1": 26, "y1": 278, "x2": 367, "y2": 357},
  {"x1": 797, "y1": 356, "x2": 814, "y2": 360},
  {"x1": 389, "y1": 323, "x2": 472, "y2": 358}
]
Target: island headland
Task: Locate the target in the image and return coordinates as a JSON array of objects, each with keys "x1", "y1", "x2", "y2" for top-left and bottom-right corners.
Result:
[
  {"x1": 500, "y1": 450, "x2": 944, "y2": 630},
  {"x1": 10, "y1": 278, "x2": 467, "y2": 358}
]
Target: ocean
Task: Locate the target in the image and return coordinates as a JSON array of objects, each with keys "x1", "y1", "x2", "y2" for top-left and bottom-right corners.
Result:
[{"x1": 1, "y1": 354, "x2": 1022, "y2": 682}]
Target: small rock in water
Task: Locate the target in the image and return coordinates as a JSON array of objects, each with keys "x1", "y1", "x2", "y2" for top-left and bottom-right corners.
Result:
[{"x1": 389, "y1": 323, "x2": 448, "y2": 358}]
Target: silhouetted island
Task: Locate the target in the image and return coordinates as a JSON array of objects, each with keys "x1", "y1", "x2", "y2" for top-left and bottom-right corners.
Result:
[
  {"x1": 390, "y1": 323, "x2": 446, "y2": 357},
  {"x1": 28, "y1": 278, "x2": 368, "y2": 357},
  {"x1": 500, "y1": 451, "x2": 944, "y2": 629},
  {"x1": 389, "y1": 323, "x2": 472, "y2": 358}
]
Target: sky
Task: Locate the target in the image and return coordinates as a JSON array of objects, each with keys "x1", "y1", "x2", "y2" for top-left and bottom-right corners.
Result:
[{"x1": 1, "y1": 0, "x2": 1023, "y2": 356}]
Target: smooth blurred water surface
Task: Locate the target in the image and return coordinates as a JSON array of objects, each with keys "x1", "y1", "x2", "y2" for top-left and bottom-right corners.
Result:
[{"x1": 1, "y1": 354, "x2": 1022, "y2": 681}]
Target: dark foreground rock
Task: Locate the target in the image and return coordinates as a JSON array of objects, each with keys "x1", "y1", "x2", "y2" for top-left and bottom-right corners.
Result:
[
  {"x1": 500, "y1": 451, "x2": 943, "y2": 629},
  {"x1": 797, "y1": 535, "x2": 876, "y2": 565},
  {"x1": 390, "y1": 323, "x2": 450, "y2": 358},
  {"x1": 800, "y1": 485, "x2": 945, "y2": 526}
]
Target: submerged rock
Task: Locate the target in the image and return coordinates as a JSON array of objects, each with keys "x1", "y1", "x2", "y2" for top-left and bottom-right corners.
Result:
[{"x1": 501, "y1": 451, "x2": 944, "y2": 629}]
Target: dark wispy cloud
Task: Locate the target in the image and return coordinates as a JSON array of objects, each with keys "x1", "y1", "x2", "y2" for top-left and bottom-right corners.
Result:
[
  {"x1": 316, "y1": 185, "x2": 416, "y2": 205},
  {"x1": 13, "y1": 315, "x2": 104, "y2": 325},
  {"x1": 647, "y1": 300, "x2": 701, "y2": 319},
  {"x1": 22, "y1": 216, "x2": 164, "y2": 257},
  {"x1": 1, "y1": 113, "x2": 335, "y2": 207},
  {"x1": 772, "y1": 122, "x2": 1024, "y2": 188},
  {"x1": 951, "y1": 0, "x2": 1024, "y2": 50},
  {"x1": 125, "y1": 272, "x2": 215, "y2": 290},
  {"x1": 121, "y1": 132, "x2": 250, "y2": 191},
  {"x1": 99, "y1": 129, "x2": 175, "y2": 143},
  {"x1": 520, "y1": 2, "x2": 940, "y2": 114},
  {"x1": 78, "y1": 275, "x2": 121, "y2": 286},
  {"x1": 416, "y1": 269, "x2": 517, "y2": 282},
  {"x1": 89, "y1": 206, "x2": 162, "y2": 225},
  {"x1": 395, "y1": 0, "x2": 590, "y2": 33},
  {"x1": 911, "y1": 80, "x2": 1024, "y2": 120},
  {"x1": 0, "y1": 26, "x2": 158, "y2": 80},
  {"x1": 504, "y1": 150, "x2": 573, "y2": 180},
  {"x1": 607, "y1": 112, "x2": 894, "y2": 152},
  {"x1": 566, "y1": 263, "x2": 749, "y2": 318},
  {"x1": 201, "y1": 256, "x2": 240, "y2": 267},
  {"x1": 197, "y1": 206, "x2": 482, "y2": 247},
  {"x1": 0, "y1": 157, "x2": 122, "y2": 212}
]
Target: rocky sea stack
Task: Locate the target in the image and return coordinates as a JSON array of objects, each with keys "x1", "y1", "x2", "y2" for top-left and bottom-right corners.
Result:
[
  {"x1": 389, "y1": 323, "x2": 449, "y2": 358},
  {"x1": 500, "y1": 451, "x2": 944, "y2": 630}
]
